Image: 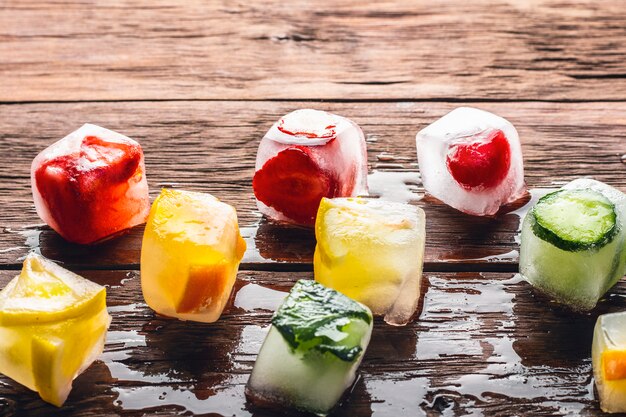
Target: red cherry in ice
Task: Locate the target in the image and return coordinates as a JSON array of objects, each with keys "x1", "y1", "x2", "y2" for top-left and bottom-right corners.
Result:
[
  {"x1": 253, "y1": 147, "x2": 337, "y2": 225},
  {"x1": 446, "y1": 129, "x2": 511, "y2": 190}
]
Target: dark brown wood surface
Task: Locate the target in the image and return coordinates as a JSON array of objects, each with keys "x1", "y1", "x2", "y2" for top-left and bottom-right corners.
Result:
[{"x1": 0, "y1": 1, "x2": 625, "y2": 416}]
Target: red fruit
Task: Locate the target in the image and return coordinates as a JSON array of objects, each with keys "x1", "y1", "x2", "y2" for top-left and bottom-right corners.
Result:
[
  {"x1": 446, "y1": 129, "x2": 511, "y2": 190},
  {"x1": 35, "y1": 135, "x2": 142, "y2": 243},
  {"x1": 253, "y1": 147, "x2": 337, "y2": 225}
]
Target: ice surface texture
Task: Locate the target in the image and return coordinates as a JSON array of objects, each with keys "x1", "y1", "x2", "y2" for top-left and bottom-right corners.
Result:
[
  {"x1": 253, "y1": 109, "x2": 368, "y2": 226},
  {"x1": 593, "y1": 312, "x2": 626, "y2": 413},
  {"x1": 141, "y1": 189, "x2": 246, "y2": 323},
  {"x1": 416, "y1": 107, "x2": 526, "y2": 216},
  {"x1": 520, "y1": 179, "x2": 626, "y2": 311},
  {"x1": 31, "y1": 124, "x2": 149, "y2": 244},
  {"x1": 314, "y1": 197, "x2": 425, "y2": 326}
]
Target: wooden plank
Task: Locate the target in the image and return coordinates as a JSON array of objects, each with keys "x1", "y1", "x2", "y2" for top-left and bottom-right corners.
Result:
[
  {"x1": 1, "y1": 0, "x2": 626, "y2": 102},
  {"x1": 0, "y1": 269, "x2": 616, "y2": 415},
  {"x1": 1, "y1": 100, "x2": 624, "y2": 268}
]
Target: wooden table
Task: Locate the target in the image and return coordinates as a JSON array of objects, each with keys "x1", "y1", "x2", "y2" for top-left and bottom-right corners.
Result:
[{"x1": 1, "y1": 1, "x2": 625, "y2": 415}]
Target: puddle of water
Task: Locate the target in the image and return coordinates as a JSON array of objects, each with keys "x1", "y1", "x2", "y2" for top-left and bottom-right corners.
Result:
[
  {"x1": 374, "y1": 162, "x2": 407, "y2": 169},
  {"x1": 105, "y1": 271, "x2": 138, "y2": 289},
  {"x1": 240, "y1": 223, "x2": 315, "y2": 264},
  {"x1": 4, "y1": 225, "x2": 46, "y2": 261},
  {"x1": 366, "y1": 171, "x2": 422, "y2": 203},
  {"x1": 112, "y1": 374, "x2": 251, "y2": 416},
  {"x1": 366, "y1": 375, "x2": 429, "y2": 416},
  {"x1": 475, "y1": 249, "x2": 519, "y2": 263},
  {"x1": 233, "y1": 283, "x2": 287, "y2": 312},
  {"x1": 411, "y1": 272, "x2": 595, "y2": 414},
  {"x1": 107, "y1": 303, "x2": 145, "y2": 314}
]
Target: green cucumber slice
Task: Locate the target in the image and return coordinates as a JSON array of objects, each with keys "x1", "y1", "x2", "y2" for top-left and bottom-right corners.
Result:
[
  {"x1": 531, "y1": 188, "x2": 617, "y2": 252},
  {"x1": 272, "y1": 280, "x2": 372, "y2": 362}
]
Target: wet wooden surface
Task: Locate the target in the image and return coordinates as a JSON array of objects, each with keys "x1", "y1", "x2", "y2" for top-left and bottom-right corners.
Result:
[{"x1": 1, "y1": 1, "x2": 626, "y2": 416}]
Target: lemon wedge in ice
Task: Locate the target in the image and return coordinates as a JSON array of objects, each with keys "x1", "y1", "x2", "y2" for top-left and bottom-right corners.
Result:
[
  {"x1": 0, "y1": 253, "x2": 110, "y2": 407},
  {"x1": 314, "y1": 197, "x2": 425, "y2": 325}
]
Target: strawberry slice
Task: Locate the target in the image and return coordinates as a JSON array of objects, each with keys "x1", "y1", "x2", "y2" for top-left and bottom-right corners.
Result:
[
  {"x1": 253, "y1": 147, "x2": 336, "y2": 225},
  {"x1": 35, "y1": 135, "x2": 142, "y2": 243},
  {"x1": 446, "y1": 128, "x2": 511, "y2": 190}
]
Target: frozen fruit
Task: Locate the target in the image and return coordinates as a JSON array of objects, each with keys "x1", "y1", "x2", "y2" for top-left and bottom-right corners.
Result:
[
  {"x1": 416, "y1": 107, "x2": 525, "y2": 216},
  {"x1": 253, "y1": 147, "x2": 336, "y2": 225},
  {"x1": 253, "y1": 109, "x2": 368, "y2": 226},
  {"x1": 593, "y1": 312, "x2": 626, "y2": 413},
  {"x1": 314, "y1": 197, "x2": 425, "y2": 326},
  {"x1": 446, "y1": 128, "x2": 510, "y2": 189},
  {"x1": 140, "y1": 189, "x2": 246, "y2": 323},
  {"x1": 0, "y1": 253, "x2": 111, "y2": 406},
  {"x1": 31, "y1": 124, "x2": 149, "y2": 244}
]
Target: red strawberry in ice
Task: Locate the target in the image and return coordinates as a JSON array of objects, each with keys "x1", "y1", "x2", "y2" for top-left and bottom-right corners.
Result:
[
  {"x1": 446, "y1": 129, "x2": 511, "y2": 190},
  {"x1": 253, "y1": 147, "x2": 337, "y2": 225},
  {"x1": 34, "y1": 132, "x2": 147, "y2": 244}
]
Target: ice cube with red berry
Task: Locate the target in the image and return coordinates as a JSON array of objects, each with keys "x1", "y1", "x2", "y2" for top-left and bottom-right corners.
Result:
[
  {"x1": 415, "y1": 107, "x2": 525, "y2": 216},
  {"x1": 31, "y1": 124, "x2": 150, "y2": 244},
  {"x1": 253, "y1": 109, "x2": 368, "y2": 226}
]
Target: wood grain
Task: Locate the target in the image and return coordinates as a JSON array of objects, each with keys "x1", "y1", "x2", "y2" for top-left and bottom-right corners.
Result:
[
  {"x1": 0, "y1": 100, "x2": 624, "y2": 269},
  {"x1": 1, "y1": 1, "x2": 626, "y2": 415},
  {"x1": 1, "y1": 0, "x2": 626, "y2": 102},
  {"x1": 0, "y1": 269, "x2": 619, "y2": 416}
]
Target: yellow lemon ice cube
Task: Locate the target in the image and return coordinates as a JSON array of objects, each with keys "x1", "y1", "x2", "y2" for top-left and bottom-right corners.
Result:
[
  {"x1": 0, "y1": 253, "x2": 111, "y2": 406},
  {"x1": 140, "y1": 189, "x2": 246, "y2": 323},
  {"x1": 314, "y1": 197, "x2": 425, "y2": 326},
  {"x1": 593, "y1": 312, "x2": 626, "y2": 413}
]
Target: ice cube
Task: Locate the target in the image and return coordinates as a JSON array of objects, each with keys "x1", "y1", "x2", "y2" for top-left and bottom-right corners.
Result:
[
  {"x1": 253, "y1": 109, "x2": 368, "y2": 226},
  {"x1": 314, "y1": 197, "x2": 425, "y2": 325},
  {"x1": 31, "y1": 123, "x2": 149, "y2": 244},
  {"x1": 593, "y1": 311, "x2": 626, "y2": 413},
  {"x1": 246, "y1": 280, "x2": 372, "y2": 415},
  {"x1": 415, "y1": 107, "x2": 526, "y2": 216},
  {"x1": 0, "y1": 253, "x2": 111, "y2": 406},
  {"x1": 520, "y1": 179, "x2": 626, "y2": 311},
  {"x1": 140, "y1": 189, "x2": 246, "y2": 323}
]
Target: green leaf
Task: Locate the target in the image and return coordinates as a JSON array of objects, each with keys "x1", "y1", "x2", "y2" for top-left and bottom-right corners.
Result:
[{"x1": 272, "y1": 280, "x2": 372, "y2": 362}]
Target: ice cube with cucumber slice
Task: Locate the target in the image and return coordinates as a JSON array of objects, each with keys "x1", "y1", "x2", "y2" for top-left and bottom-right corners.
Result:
[
  {"x1": 245, "y1": 280, "x2": 373, "y2": 416},
  {"x1": 520, "y1": 178, "x2": 626, "y2": 311}
]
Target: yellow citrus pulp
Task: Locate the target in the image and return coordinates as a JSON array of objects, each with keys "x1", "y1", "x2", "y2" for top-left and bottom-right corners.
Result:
[{"x1": 0, "y1": 253, "x2": 110, "y2": 406}]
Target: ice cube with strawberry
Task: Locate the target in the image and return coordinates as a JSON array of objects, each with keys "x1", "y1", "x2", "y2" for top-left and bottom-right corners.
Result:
[
  {"x1": 415, "y1": 107, "x2": 526, "y2": 216},
  {"x1": 253, "y1": 109, "x2": 368, "y2": 226},
  {"x1": 31, "y1": 124, "x2": 150, "y2": 244}
]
